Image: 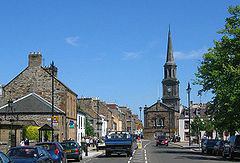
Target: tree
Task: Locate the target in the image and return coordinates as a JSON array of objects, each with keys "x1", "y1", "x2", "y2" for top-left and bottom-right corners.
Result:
[
  {"x1": 195, "y1": 5, "x2": 240, "y2": 135},
  {"x1": 23, "y1": 126, "x2": 40, "y2": 140},
  {"x1": 191, "y1": 116, "x2": 204, "y2": 143},
  {"x1": 85, "y1": 118, "x2": 95, "y2": 137}
]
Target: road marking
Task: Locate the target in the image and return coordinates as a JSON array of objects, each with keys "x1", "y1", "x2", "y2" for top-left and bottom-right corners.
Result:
[
  {"x1": 144, "y1": 141, "x2": 151, "y2": 149},
  {"x1": 129, "y1": 157, "x2": 132, "y2": 161},
  {"x1": 83, "y1": 158, "x2": 92, "y2": 163}
]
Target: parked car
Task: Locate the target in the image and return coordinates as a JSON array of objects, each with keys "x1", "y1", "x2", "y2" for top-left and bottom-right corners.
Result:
[
  {"x1": 201, "y1": 139, "x2": 217, "y2": 154},
  {"x1": 222, "y1": 135, "x2": 240, "y2": 160},
  {"x1": 36, "y1": 142, "x2": 67, "y2": 163},
  {"x1": 7, "y1": 146, "x2": 53, "y2": 163},
  {"x1": 60, "y1": 140, "x2": 82, "y2": 161},
  {"x1": 156, "y1": 135, "x2": 169, "y2": 146},
  {"x1": 97, "y1": 138, "x2": 106, "y2": 150},
  {"x1": 213, "y1": 140, "x2": 227, "y2": 156},
  {"x1": 0, "y1": 151, "x2": 12, "y2": 163}
]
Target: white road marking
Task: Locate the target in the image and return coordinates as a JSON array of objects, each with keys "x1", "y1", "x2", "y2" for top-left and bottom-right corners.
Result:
[
  {"x1": 144, "y1": 141, "x2": 151, "y2": 149},
  {"x1": 83, "y1": 158, "x2": 92, "y2": 163}
]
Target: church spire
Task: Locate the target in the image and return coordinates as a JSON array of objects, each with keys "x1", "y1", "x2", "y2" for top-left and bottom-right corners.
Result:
[{"x1": 166, "y1": 25, "x2": 174, "y2": 63}]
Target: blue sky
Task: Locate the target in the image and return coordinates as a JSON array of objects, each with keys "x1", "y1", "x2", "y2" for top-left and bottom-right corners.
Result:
[{"x1": 0, "y1": 1, "x2": 238, "y2": 117}]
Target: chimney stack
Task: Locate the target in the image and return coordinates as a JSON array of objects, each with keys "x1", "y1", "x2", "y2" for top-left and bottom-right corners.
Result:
[{"x1": 28, "y1": 52, "x2": 42, "y2": 67}]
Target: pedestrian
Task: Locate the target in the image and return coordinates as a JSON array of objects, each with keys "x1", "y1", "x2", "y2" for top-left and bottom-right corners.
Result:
[
  {"x1": 24, "y1": 138, "x2": 29, "y2": 146},
  {"x1": 20, "y1": 139, "x2": 25, "y2": 146},
  {"x1": 90, "y1": 138, "x2": 93, "y2": 147},
  {"x1": 86, "y1": 137, "x2": 90, "y2": 147}
]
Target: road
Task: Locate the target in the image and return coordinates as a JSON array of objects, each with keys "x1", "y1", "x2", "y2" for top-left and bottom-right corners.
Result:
[{"x1": 76, "y1": 140, "x2": 240, "y2": 163}]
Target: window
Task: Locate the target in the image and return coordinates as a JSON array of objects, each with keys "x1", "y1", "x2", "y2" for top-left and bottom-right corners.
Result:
[
  {"x1": 184, "y1": 121, "x2": 189, "y2": 129},
  {"x1": 80, "y1": 117, "x2": 82, "y2": 128},
  {"x1": 156, "y1": 118, "x2": 164, "y2": 127}
]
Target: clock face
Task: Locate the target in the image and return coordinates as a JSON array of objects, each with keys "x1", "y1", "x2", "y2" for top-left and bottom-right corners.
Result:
[{"x1": 167, "y1": 87, "x2": 171, "y2": 93}]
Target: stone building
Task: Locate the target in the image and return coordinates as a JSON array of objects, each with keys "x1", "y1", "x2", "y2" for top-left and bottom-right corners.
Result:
[
  {"x1": 0, "y1": 52, "x2": 78, "y2": 142},
  {"x1": 118, "y1": 106, "x2": 127, "y2": 131},
  {"x1": 144, "y1": 29, "x2": 180, "y2": 140},
  {"x1": 107, "y1": 104, "x2": 123, "y2": 131},
  {"x1": 0, "y1": 93, "x2": 65, "y2": 147},
  {"x1": 120, "y1": 107, "x2": 134, "y2": 133},
  {"x1": 78, "y1": 97, "x2": 113, "y2": 136}
]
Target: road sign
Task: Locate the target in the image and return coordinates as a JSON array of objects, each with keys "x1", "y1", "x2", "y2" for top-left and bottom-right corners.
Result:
[{"x1": 52, "y1": 116, "x2": 58, "y2": 123}]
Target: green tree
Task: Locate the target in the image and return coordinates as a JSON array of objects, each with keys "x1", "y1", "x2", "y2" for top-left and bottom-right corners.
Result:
[
  {"x1": 195, "y1": 5, "x2": 240, "y2": 135},
  {"x1": 85, "y1": 119, "x2": 95, "y2": 137},
  {"x1": 191, "y1": 116, "x2": 204, "y2": 143},
  {"x1": 23, "y1": 126, "x2": 40, "y2": 140},
  {"x1": 202, "y1": 118, "x2": 215, "y2": 138}
]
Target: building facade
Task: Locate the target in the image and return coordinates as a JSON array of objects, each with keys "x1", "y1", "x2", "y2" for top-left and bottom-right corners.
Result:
[
  {"x1": 77, "y1": 111, "x2": 86, "y2": 143},
  {"x1": 0, "y1": 52, "x2": 78, "y2": 141},
  {"x1": 144, "y1": 29, "x2": 180, "y2": 140},
  {"x1": 0, "y1": 93, "x2": 65, "y2": 148}
]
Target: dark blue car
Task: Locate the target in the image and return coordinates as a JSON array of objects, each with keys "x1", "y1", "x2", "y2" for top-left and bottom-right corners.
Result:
[
  {"x1": 7, "y1": 146, "x2": 52, "y2": 163},
  {"x1": 36, "y1": 142, "x2": 67, "y2": 163}
]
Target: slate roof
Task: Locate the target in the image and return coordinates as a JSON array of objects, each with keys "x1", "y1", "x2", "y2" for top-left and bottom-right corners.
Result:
[
  {"x1": 179, "y1": 104, "x2": 208, "y2": 119},
  {"x1": 0, "y1": 93, "x2": 65, "y2": 115},
  {"x1": 144, "y1": 100, "x2": 177, "y2": 112}
]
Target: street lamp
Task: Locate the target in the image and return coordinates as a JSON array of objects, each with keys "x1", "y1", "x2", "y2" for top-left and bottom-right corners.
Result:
[
  {"x1": 139, "y1": 107, "x2": 142, "y2": 122},
  {"x1": 7, "y1": 99, "x2": 14, "y2": 147},
  {"x1": 186, "y1": 82, "x2": 191, "y2": 146},
  {"x1": 50, "y1": 61, "x2": 56, "y2": 142}
]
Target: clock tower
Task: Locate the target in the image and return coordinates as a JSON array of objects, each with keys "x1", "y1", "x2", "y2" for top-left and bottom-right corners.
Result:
[{"x1": 162, "y1": 27, "x2": 180, "y2": 111}]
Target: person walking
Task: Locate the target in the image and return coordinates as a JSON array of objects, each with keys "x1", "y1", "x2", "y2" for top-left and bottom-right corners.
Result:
[{"x1": 20, "y1": 139, "x2": 25, "y2": 146}]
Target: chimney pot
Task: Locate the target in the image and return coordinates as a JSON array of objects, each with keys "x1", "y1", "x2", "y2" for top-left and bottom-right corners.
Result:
[{"x1": 28, "y1": 52, "x2": 42, "y2": 67}]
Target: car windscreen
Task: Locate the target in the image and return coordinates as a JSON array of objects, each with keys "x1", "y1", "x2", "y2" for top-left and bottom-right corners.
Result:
[
  {"x1": 7, "y1": 148, "x2": 38, "y2": 158},
  {"x1": 235, "y1": 136, "x2": 240, "y2": 145},
  {"x1": 107, "y1": 133, "x2": 131, "y2": 139},
  {"x1": 37, "y1": 144, "x2": 57, "y2": 151},
  {"x1": 158, "y1": 136, "x2": 167, "y2": 140},
  {"x1": 61, "y1": 142, "x2": 79, "y2": 149},
  {"x1": 207, "y1": 140, "x2": 217, "y2": 145}
]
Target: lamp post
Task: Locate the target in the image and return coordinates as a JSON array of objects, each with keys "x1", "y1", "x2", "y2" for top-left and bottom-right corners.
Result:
[
  {"x1": 139, "y1": 107, "x2": 142, "y2": 122},
  {"x1": 7, "y1": 99, "x2": 14, "y2": 147},
  {"x1": 97, "y1": 100, "x2": 99, "y2": 138},
  {"x1": 186, "y1": 82, "x2": 191, "y2": 146},
  {"x1": 51, "y1": 61, "x2": 56, "y2": 142}
]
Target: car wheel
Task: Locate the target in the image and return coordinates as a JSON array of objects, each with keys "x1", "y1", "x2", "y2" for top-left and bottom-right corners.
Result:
[
  {"x1": 229, "y1": 151, "x2": 234, "y2": 160},
  {"x1": 106, "y1": 151, "x2": 111, "y2": 157},
  {"x1": 127, "y1": 152, "x2": 132, "y2": 157},
  {"x1": 212, "y1": 150, "x2": 215, "y2": 155},
  {"x1": 76, "y1": 155, "x2": 81, "y2": 162},
  {"x1": 222, "y1": 151, "x2": 226, "y2": 159}
]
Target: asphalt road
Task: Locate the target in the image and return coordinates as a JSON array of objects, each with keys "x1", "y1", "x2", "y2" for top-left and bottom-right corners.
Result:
[{"x1": 72, "y1": 140, "x2": 240, "y2": 163}]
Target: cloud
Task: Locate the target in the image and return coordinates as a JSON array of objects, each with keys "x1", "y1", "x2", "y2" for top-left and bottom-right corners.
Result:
[
  {"x1": 174, "y1": 47, "x2": 208, "y2": 60},
  {"x1": 122, "y1": 51, "x2": 143, "y2": 60},
  {"x1": 65, "y1": 36, "x2": 80, "y2": 46}
]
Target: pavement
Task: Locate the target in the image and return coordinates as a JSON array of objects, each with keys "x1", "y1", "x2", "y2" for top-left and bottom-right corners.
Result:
[
  {"x1": 169, "y1": 141, "x2": 202, "y2": 151},
  {"x1": 82, "y1": 146, "x2": 104, "y2": 159}
]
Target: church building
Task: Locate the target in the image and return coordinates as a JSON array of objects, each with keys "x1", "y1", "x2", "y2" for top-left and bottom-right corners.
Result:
[{"x1": 144, "y1": 28, "x2": 180, "y2": 140}]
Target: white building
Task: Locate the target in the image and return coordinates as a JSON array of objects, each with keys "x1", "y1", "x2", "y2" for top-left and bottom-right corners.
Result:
[
  {"x1": 178, "y1": 103, "x2": 213, "y2": 142},
  {"x1": 77, "y1": 111, "x2": 86, "y2": 143},
  {"x1": 100, "y1": 115, "x2": 108, "y2": 137}
]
